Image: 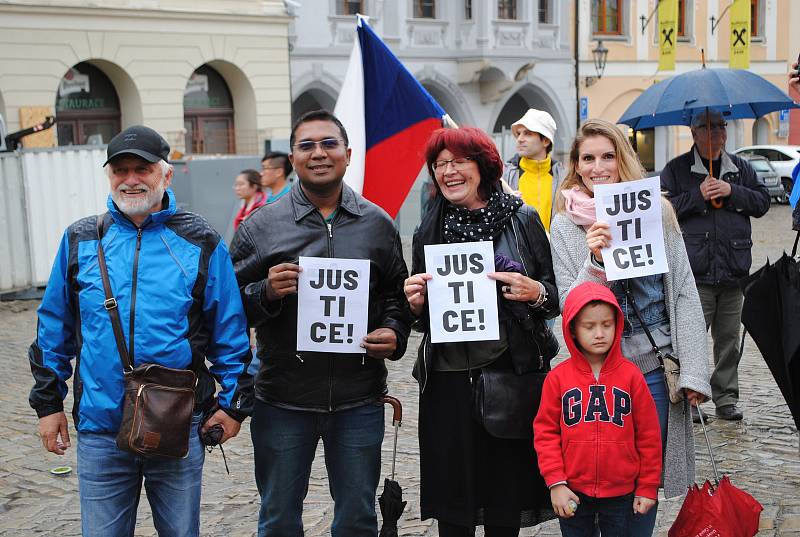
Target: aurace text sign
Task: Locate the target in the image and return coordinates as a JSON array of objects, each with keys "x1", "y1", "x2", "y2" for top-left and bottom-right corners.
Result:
[
  {"x1": 593, "y1": 176, "x2": 668, "y2": 281},
  {"x1": 296, "y1": 257, "x2": 370, "y2": 353},
  {"x1": 424, "y1": 241, "x2": 499, "y2": 343}
]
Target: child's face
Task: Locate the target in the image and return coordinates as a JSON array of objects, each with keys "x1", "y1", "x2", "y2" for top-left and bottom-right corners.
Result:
[{"x1": 571, "y1": 302, "x2": 616, "y2": 360}]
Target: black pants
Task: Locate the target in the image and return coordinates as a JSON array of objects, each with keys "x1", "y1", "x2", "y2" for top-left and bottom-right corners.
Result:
[{"x1": 437, "y1": 520, "x2": 519, "y2": 537}]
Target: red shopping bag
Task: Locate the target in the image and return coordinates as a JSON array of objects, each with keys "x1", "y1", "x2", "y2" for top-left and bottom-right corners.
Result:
[{"x1": 669, "y1": 476, "x2": 763, "y2": 537}]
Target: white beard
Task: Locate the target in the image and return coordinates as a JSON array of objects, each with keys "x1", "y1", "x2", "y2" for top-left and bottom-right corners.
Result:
[{"x1": 111, "y1": 179, "x2": 167, "y2": 217}]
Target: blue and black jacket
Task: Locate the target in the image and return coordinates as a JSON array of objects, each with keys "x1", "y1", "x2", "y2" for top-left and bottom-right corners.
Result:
[{"x1": 29, "y1": 190, "x2": 253, "y2": 433}]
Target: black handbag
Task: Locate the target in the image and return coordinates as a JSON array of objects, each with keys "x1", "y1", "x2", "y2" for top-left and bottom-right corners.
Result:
[
  {"x1": 96, "y1": 216, "x2": 197, "y2": 459},
  {"x1": 473, "y1": 367, "x2": 548, "y2": 439}
]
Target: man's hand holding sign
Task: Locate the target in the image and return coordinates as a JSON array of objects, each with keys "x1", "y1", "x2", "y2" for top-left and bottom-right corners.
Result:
[{"x1": 590, "y1": 177, "x2": 669, "y2": 281}]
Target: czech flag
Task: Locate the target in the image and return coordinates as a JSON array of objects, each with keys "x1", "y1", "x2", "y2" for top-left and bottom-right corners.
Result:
[{"x1": 335, "y1": 16, "x2": 448, "y2": 218}]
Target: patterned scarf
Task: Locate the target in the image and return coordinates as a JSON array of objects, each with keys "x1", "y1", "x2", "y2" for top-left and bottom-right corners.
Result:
[{"x1": 442, "y1": 191, "x2": 523, "y2": 244}]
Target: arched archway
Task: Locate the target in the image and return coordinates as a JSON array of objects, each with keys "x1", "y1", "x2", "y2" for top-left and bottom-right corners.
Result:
[
  {"x1": 597, "y1": 89, "x2": 661, "y2": 172},
  {"x1": 419, "y1": 79, "x2": 473, "y2": 127},
  {"x1": 184, "y1": 64, "x2": 235, "y2": 154},
  {"x1": 55, "y1": 62, "x2": 116, "y2": 145},
  {"x1": 490, "y1": 82, "x2": 569, "y2": 161},
  {"x1": 292, "y1": 87, "x2": 337, "y2": 124},
  {"x1": 54, "y1": 60, "x2": 141, "y2": 146},
  {"x1": 752, "y1": 116, "x2": 771, "y2": 145},
  {"x1": 184, "y1": 61, "x2": 258, "y2": 155}
]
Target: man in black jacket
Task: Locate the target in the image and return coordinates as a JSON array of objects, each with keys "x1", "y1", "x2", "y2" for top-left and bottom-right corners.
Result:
[
  {"x1": 661, "y1": 110, "x2": 770, "y2": 421},
  {"x1": 230, "y1": 110, "x2": 411, "y2": 537}
]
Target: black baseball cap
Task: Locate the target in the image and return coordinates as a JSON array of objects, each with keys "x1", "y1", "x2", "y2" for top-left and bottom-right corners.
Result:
[{"x1": 104, "y1": 125, "x2": 170, "y2": 166}]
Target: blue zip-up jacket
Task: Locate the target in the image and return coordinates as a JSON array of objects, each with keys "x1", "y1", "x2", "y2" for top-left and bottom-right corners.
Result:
[{"x1": 29, "y1": 189, "x2": 253, "y2": 433}]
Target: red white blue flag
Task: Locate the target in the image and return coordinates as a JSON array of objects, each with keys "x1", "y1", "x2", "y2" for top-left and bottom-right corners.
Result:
[{"x1": 335, "y1": 16, "x2": 447, "y2": 218}]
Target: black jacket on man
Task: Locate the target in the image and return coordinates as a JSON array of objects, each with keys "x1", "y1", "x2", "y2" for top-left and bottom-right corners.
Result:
[
  {"x1": 230, "y1": 182, "x2": 411, "y2": 412},
  {"x1": 660, "y1": 146, "x2": 770, "y2": 286}
]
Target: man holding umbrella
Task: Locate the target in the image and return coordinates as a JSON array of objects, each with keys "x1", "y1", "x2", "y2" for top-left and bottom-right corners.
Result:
[{"x1": 661, "y1": 109, "x2": 770, "y2": 421}]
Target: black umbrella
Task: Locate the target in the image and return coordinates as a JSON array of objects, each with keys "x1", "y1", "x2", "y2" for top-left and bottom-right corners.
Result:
[
  {"x1": 378, "y1": 395, "x2": 407, "y2": 537},
  {"x1": 740, "y1": 236, "x2": 800, "y2": 431}
]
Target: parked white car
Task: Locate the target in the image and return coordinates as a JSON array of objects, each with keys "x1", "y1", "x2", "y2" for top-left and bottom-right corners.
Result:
[{"x1": 733, "y1": 145, "x2": 800, "y2": 204}]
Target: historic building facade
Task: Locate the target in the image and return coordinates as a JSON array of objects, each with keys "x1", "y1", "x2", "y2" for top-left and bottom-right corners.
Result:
[{"x1": 0, "y1": 0, "x2": 292, "y2": 155}]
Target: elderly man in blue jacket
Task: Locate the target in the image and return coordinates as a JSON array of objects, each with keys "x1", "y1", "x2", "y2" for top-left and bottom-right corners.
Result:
[
  {"x1": 661, "y1": 110, "x2": 770, "y2": 422},
  {"x1": 28, "y1": 125, "x2": 253, "y2": 537}
]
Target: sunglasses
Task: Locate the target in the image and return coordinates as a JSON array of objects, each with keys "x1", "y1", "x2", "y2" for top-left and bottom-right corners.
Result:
[{"x1": 292, "y1": 138, "x2": 345, "y2": 153}]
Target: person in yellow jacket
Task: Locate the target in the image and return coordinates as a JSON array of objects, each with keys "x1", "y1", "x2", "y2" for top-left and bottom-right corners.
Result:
[{"x1": 502, "y1": 109, "x2": 565, "y2": 233}]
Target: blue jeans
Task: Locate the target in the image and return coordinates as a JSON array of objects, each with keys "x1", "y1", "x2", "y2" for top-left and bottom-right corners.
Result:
[
  {"x1": 251, "y1": 400, "x2": 384, "y2": 537},
  {"x1": 77, "y1": 412, "x2": 205, "y2": 537},
  {"x1": 558, "y1": 492, "x2": 633, "y2": 536},
  {"x1": 628, "y1": 368, "x2": 669, "y2": 537}
]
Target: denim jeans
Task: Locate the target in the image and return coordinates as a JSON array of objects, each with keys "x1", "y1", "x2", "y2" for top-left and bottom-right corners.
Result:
[
  {"x1": 251, "y1": 399, "x2": 384, "y2": 537},
  {"x1": 76, "y1": 412, "x2": 205, "y2": 537},
  {"x1": 558, "y1": 492, "x2": 633, "y2": 537},
  {"x1": 627, "y1": 368, "x2": 668, "y2": 536}
]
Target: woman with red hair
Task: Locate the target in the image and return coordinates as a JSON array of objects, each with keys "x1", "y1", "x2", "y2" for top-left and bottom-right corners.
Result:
[{"x1": 404, "y1": 127, "x2": 559, "y2": 536}]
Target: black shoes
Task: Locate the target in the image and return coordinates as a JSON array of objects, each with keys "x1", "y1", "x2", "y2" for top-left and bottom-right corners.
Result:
[{"x1": 715, "y1": 404, "x2": 744, "y2": 421}]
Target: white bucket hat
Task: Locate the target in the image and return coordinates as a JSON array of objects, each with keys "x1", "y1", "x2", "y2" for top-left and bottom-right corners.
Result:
[{"x1": 511, "y1": 109, "x2": 557, "y2": 144}]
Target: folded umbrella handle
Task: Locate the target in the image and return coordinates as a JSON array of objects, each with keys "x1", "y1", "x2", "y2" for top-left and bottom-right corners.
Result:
[
  {"x1": 381, "y1": 395, "x2": 402, "y2": 426},
  {"x1": 695, "y1": 404, "x2": 720, "y2": 485}
]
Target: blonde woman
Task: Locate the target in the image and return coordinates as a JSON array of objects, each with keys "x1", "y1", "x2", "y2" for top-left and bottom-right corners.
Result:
[{"x1": 548, "y1": 119, "x2": 711, "y2": 536}]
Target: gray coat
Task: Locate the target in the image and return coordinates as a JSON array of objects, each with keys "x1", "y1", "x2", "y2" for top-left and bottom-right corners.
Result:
[{"x1": 549, "y1": 206, "x2": 712, "y2": 498}]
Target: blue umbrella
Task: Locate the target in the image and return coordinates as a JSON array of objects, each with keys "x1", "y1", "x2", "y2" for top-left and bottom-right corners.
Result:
[{"x1": 619, "y1": 67, "x2": 799, "y2": 130}]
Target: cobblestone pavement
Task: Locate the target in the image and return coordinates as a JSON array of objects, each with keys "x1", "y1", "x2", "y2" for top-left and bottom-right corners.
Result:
[{"x1": 1, "y1": 204, "x2": 798, "y2": 536}]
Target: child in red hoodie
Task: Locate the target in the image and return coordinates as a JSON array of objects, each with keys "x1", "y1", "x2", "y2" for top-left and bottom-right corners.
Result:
[{"x1": 533, "y1": 282, "x2": 662, "y2": 536}]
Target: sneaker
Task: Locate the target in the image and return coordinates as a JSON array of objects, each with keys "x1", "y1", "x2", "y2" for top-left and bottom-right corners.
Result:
[
  {"x1": 691, "y1": 406, "x2": 707, "y2": 423},
  {"x1": 715, "y1": 404, "x2": 743, "y2": 421}
]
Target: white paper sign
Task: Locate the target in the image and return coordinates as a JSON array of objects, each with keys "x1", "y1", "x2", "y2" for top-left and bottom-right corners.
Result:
[
  {"x1": 593, "y1": 176, "x2": 668, "y2": 281},
  {"x1": 424, "y1": 241, "x2": 499, "y2": 343},
  {"x1": 296, "y1": 257, "x2": 370, "y2": 353}
]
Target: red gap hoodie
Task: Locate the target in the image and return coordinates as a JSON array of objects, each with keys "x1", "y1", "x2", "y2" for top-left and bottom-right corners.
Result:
[{"x1": 533, "y1": 281, "x2": 662, "y2": 500}]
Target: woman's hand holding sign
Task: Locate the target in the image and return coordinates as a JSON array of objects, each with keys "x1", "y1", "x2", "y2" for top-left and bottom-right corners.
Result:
[
  {"x1": 404, "y1": 273, "x2": 432, "y2": 316},
  {"x1": 585, "y1": 221, "x2": 612, "y2": 263},
  {"x1": 265, "y1": 263, "x2": 301, "y2": 301},
  {"x1": 488, "y1": 271, "x2": 541, "y2": 303}
]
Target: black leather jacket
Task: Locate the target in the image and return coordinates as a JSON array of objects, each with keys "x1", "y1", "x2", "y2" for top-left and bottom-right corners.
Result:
[
  {"x1": 411, "y1": 193, "x2": 560, "y2": 393},
  {"x1": 230, "y1": 183, "x2": 411, "y2": 412},
  {"x1": 661, "y1": 147, "x2": 770, "y2": 286}
]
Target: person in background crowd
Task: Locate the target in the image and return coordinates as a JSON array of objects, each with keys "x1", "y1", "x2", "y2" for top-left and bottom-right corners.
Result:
[
  {"x1": 29, "y1": 125, "x2": 252, "y2": 537},
  {"x1": 231, "y1": 110, "x2": 411, "y2": 537},
  {"x1": 502, "y1": 108, "x2": 566, "y2": 233},
  {"x1": 404, "y1": 126, "x2": 560, "y2": 537},
  {"x1": 660, "y1": 109, "x2": 769, "y2": 422},
  {"x1": 261, "y1": 151, "x2": 292, "y2": 203},
  {"x1": 233, "y1": 169, "x2": 267, "y2": 230},
  {"x1": 549, "y1": 118, "x2": 711, "y2": 537},
  {"x1": 789, "y1": 62, "x2": 800, "y2": 230}
]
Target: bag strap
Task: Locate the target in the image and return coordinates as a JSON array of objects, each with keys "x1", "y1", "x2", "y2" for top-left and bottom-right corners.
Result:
[
  {"x1": 622, "y1": 280, "x2": 665, "y2": 365},
  {"x1": 792, "y1": 230, "x2": 800, "y2": 258},
  {"x1": 96, "y1": 215, "x2": 133, "y2": 373}
]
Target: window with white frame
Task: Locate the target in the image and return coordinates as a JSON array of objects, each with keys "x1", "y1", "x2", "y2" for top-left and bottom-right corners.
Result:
[
  {"x1": 337, "y1": 0, "x2": 363, "y2": 15},
  {"x1": 414, "y1": 0, "x2": 435, "y2": 18},
  {"x1": 592, "y1": 0, "x2": 624, "y2": 36},
  {"x1": 498, "y1": 0, "x2": 517, "y2": 20}
]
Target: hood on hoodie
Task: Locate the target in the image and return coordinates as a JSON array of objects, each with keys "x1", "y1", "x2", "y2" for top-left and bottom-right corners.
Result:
[{"x1": 561, "y1": 282, "x2": 625, "y2": 371}]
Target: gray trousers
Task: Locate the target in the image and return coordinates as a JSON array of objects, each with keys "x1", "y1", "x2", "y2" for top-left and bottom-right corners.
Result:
[{"x1": 697, "y1": 284, "x2": 744, "y2": 408}]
